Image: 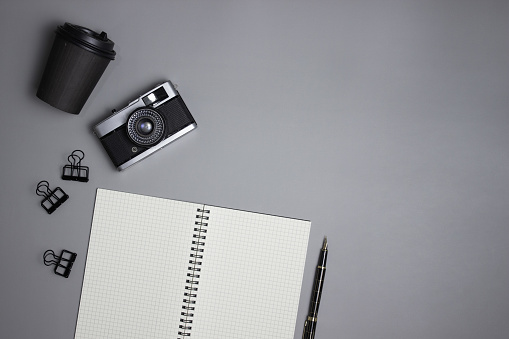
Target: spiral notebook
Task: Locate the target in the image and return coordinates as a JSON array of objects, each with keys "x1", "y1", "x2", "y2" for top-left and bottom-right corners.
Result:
[{"x1": 74, "y1": 189, "x2": 311, "y2": 339}]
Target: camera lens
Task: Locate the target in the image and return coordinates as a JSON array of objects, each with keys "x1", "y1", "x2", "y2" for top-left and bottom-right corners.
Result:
[
  {"x1": 127, "y1": 108, "x2": 165, "y2": 146},
  {"x1": 137, "y1": 118, "x2": 154, "y2": 135}
]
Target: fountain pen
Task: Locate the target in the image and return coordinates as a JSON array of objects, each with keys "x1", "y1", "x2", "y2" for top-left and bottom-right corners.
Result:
[{"x1": 302, "y1": 237, "x2": 328, "y2": 339}]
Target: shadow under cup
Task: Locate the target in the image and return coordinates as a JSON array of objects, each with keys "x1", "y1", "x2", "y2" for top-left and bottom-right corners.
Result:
[{"x1": 37, "y1": 23, "x2": 116, "y2": 115}]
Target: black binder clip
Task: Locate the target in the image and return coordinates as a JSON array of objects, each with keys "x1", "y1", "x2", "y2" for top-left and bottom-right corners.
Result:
[
  {"x1": 36, "y1": 180, "x2": 69, "y2": 214},
  {"x1": 43, "y1": 249, "x2": 77, "y2": 278},
  {"x1": 62, "y1": 150, "x2": 89, "y2": 182}
]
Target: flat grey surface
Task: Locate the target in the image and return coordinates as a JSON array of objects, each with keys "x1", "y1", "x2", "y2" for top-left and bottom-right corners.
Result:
[{"x1": 1, "y1": 1, "x2": 508, "y2": 338}]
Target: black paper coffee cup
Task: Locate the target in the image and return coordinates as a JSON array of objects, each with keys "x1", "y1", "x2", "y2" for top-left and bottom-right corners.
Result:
[{"x1": 37, "y1": 23, "x2": 116, "y2": 114}]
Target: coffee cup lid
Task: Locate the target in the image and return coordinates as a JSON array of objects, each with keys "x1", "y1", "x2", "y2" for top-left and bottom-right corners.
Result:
[{"x1": 56, "y1": 23, "x2": 116, "y2": 60}]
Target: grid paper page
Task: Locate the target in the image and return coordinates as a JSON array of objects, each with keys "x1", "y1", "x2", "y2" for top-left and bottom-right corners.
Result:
[
  {"x1": 74, "y1": 189, "x2": 201, "y2": 339},
  {"x1": 190, "y1": 206, "x2": 311, "y2": 339}
]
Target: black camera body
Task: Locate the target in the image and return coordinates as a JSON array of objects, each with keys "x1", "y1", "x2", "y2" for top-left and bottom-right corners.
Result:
[{"x1": 94, "y1": 81, "x2": 197, "y2": 170}]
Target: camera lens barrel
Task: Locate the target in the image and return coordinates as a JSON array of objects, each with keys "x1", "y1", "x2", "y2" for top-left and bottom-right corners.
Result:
[{"x1": 127, "y1": 108, "x2": 165, "y2": 146}]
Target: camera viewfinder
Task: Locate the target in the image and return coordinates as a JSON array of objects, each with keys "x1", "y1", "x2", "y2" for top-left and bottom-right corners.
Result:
[{"x1": 142, "y1": 87, "x2": 168, "y2": 106}]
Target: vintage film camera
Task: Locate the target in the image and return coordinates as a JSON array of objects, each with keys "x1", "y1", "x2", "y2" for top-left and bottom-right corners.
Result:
[{"x1": 94, "y1": 81, "x2": 197, "y2": 170}]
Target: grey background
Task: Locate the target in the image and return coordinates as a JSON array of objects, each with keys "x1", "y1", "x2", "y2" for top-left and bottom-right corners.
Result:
[{"x1": 1, "y1": 1, "x2": 508, "y2": 338}]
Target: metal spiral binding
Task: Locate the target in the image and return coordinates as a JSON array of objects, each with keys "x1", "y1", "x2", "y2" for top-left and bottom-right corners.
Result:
[{"x1": 178, "y1": 207, "x2": 210, "y2": 338}]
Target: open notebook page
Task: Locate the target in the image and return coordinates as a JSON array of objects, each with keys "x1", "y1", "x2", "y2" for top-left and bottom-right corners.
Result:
[
  {"x1": 190, "y1": 206, "x2": 310, "y2": 339},
  {"x1": 75, "y1": 189, "x2": 200, "y2": 339}
]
